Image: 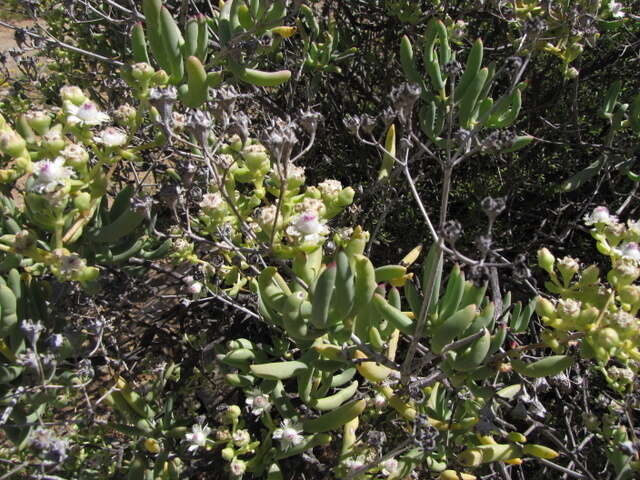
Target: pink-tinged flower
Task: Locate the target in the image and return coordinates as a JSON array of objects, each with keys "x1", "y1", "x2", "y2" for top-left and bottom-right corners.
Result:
[
  {"x1": 229, "y1": 458, "x2": 247, "y2": 476},
  {"x1": 609, "y1": 1, "x2": 624, "y2": 18},
  {"x1": 272, "y1": 419, "x2": 304, "y2": 451},
  {"x1": 199, "y1": 192, "x2": 224, "y2": 211},
  {"x1": 584, "y1": 206, "x2": 617, "y2": 226},
  {"x1": 620, "y1": 242, "x2": 640, "y2": 262},
  {"x1": 186, "y1": 281, "x2": 203, "y2": 295},
  {"x1": 245, "y1": 391, "x2": 272, "y2": 416},
  {"x1": 31, "y1": 157, "x2": 73, "y2": 193},
  {"x1": 65, "y1": 100, "x2": 110, "y2": 127},
  {"x1": 94, "y1": 127, "x2": 127, "y2": 147},
  {"x1": 185, "y1": 423, "x2": 211, "y2": 453},
  {"x1": 286, "y1": 211, "x2": 329, "y2": 244},
  {"x1": 381, "y1": 458, "x2": 399, "y2": 476}
]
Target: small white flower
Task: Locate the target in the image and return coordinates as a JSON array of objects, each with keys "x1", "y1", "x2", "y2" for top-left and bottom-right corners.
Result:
[
  {"x1": 451, "y1": 19, "x2": 467, "y2": 40},
  {"x1": 229, "y1": 458, "x2": 247, "y2": 476},
  {"x1": 59, "y1": 86, "x2": 86, "y2": 104},
  {"x1": 627, "y1": 220, "x2": 640, "y2": 238},
  {"x1": 620, "y1": 242, "x2": 640, "y2": 262},
  {"x1": 199, "y1": 192, "x2": 224, "y2": 211},
  {"x1": 344, "y1": 458, "x2": 365, "y2": 474},
  {"x1": 257, "y1": 205, "x2": 279, "y2": 227},
  {"x1": 286, "y1": 211, "x2": 329, "y2": 244},
  {"x1": 245, "y1": 391, "x2": 272, "y2": 416},
  {"x1": 558, "y1": 298, "x2": 581, "y2": 318},
  {"x1": 381, "y1": 458, "x2": 399, "y2": 476},
  {"x1": 318, "y1": 179, "x2": 342, "y2": 198},
  {"x1": 65, "y1": 100, "x2": 110, "y2": 127},
  {"x1": 609, "y1": 1, "x2": 625, "y2": 18},
  {"x1": 373, "y1": 393, "x2": 387, "y2": 409},
  {"x1": 186, "y1": 281, "x2": 203, "y2": 295},
  {"x1": 94, "y1": 127, "x2": 127, "y2": 147},
  {"x1": 288, "y1": 164, "x2": 306, "y2": 182},
  {"x1": 113, "y1": 103, "x2": 137, "y2": 123},
  {"x1": 232, "y1": 429, "x2": 250, "y2": 447},
  {"x1": 56, "y1": 250, "x2": 86, "y2": 276},
  {"x1": 61, "y1": 144, "x2": 88, "y2": 164},
  {"x1": 295, "y1": 197, "x2": 325, "y2": 214},
  {"x1": 584, "y1": 206, "x2": 618, "y2": 226},
  {"x1": 185, "y1": 423, "x2": 211, "y2": 453},
  {"x1": 31, "y1": 157, "x2": 73, "y2": 193},
  {"x1": 272, "y1": 418, "x2": 304, "y2": 451}
]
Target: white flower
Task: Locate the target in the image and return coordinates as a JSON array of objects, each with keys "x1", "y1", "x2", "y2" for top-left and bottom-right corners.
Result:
[
  {"x1": 245, "y1": 391, "x2": 272, "y2": 416},
  {"x1": 94, "y1": 127, "x2": 127, "y2": 147},
  {"x1": 584, "y1": 206, "x2": 617, "y2": 226},
  {"x1": 185, "y1": 423, "x2": 211, "y2": 453},
  {"x1": 56, "y1": 250, "x2": 85, "y2": 276},
  {"x1": 381, "y1": 458, "x2": 399, "y2": 476},
  {"x1": 31, "y1": 157, "x2": 73, "y2": 193},
  {"x1": 318, "y1": 179, "x2": 342, "y2": 198},
  {"x1": 200, "y1": 192, "x2": 224, "y2": 211},
  {"x1": 288, "y1": 164, "x2": 306, "y2": 182},
  {"x1": 373, "y1": 393, "x2": 387, "y2": 409},
  {"x1": 232, "y1": 429, "x2": 250, "y2": 447},
  {"x1": 186, "y1": 281, "x2": 203, "y2": 295},
  {"x1": 344, "y1": 458, "x2": 365, "y2": 474},
  {"x1": 272, "y1": 418, "x2": 304, "y2": 451},
  {"x1": 620, "y1": 242, "x2": 640, "y2": 262},
  {"x1": 295, "y1": 197, "x2": 325, "y2": 215},
  {"x1": 451, "y1": 19, "x2": 467, "y2": 40},
  {"x1": 61, "y1": 144, "x2": 88, "y2": 164},
  {"x1": 627, "y1": 220, "x2": 640, "y2": 237},
  {"x1": 59, "y1": 86, "x2": 86, "y2": 104},
  {"x1": 229, "y1": 458, "x2": 247, "y2": 476},
  {"x1": 609, "y1": 1, "x2": 624, "y2": 18},
  {"x1": 65, "y1": 100, "x2": 110, "y2": 127},
  {"x1": 113, "y1": 104, "x2": 136, "y2": 123},
  {"x1": 286, "y1": 211, "x2": 329, "y2": 243},
  {"x1": 257, "y1": 205, "x2": 279, "y2": 227}
]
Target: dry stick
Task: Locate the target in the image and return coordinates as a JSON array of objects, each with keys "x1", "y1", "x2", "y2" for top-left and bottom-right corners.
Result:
[
  {"x1": 539, "y1": 428, "x2": 597, "y2": 480},
  {"x1": 538, "y1": 459, "x2": 587, "y2": 480},
  {"x1": 0, "y1": 20, "x2": 124, "y2": 66}
]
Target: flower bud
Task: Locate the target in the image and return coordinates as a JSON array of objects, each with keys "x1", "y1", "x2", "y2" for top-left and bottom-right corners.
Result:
[
  {"x1": 223, "y1": 405, "x2": 242, "y2": 423},
  {"x1": 537, "y1": 248, "x2": 555, "y2": 274},
  {"x1": 42, "y1": 124, "x2": 66, "y2": 155},
  {"x1": 77, "y1": 266, "x2": 100, "y2": 283},
  {"x1": 232, "y1": 429, "x2": 250, "y2": 447},
  {"x1": 24, "y1": 110, "x2": 52, "y2": 135},
  {"x1": 221, "y1": 447, "x2": 235, "y2": 461},
  {"x1": 564, "y1": 67, "x2": 579, "y2": 79},
  {"x1": 577, "y1": 306, "x2": 599, "y2": 327},
  {"x1": 144, "y1": 437, "x2": 161, "y2": 454},
  {"x1": 227, "y1": 134, "x2": 243, "y2": 152},
  {"x1": 113, "y1": 104, "x2": 137, "y2": 128},
  {"x1": 74, "y1": 192, "x2": 92, "y2": 211},
  {"x1": 557, "y1": 256, "x2": 579, "y2": 285},
  {"x1": 535, "y1": 297, "x2": 555, "y2": 318},
  {"x1": 131, "y1": 62, "x2": 155, "y2": 81},
  {"x1": 60, "y1": 86, "x2": 87, "y2": 105},
  {"x1": 61, "y1": 144, "x2": 89, "y2": 169},
  {"x1": 151, "y1": 69, "x2": 170, "y2": 86},
  {"x1": 619, "y1": 285, "x2": 640, "y2": 305},
  {"x1": 241, "y1": 144, "x2": 269, "y2": 172},
  {"x1": 0, "y1": 130, "x2": 26, "y2": 158},
  {"x1": 595, "y1": 327, "x2": 620, "y2": 349}
]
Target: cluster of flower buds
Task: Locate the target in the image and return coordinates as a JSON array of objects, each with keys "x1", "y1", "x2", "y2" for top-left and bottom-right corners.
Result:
[
  {"x1": 536, "y1": 206, "x2": 640, "y2": 391},
  {"x1": 196, "y1": 134, "x2": 354, "y2": 261}
]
